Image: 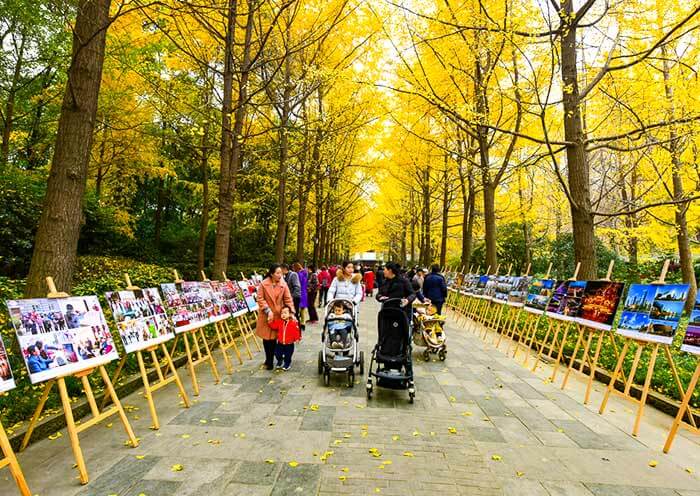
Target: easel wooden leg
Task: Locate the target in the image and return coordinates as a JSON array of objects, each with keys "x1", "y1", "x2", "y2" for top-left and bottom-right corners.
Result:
[
  {"x1": 199, "y1": 328, "x2": 221, "y2": 383},
  {"x1": 169, "y1": 335, "x2": 180, "y2": 360},
  {"x1": 633, "y1": 343, "x2": 659, "y2": 436},
  {"x1": 57, "y1": 377, "x2": 89, "y2": 484},
  {"x1": 100, "y1": 355, "x2": 128, "y2": 411},
  {"x1": 224, "y1": 320, "x2": 243, "y2": 364},
  {"x1": 550, "y1": 324, "x2": 571, "y2": 383},
  {"x1": 599, "y1": 339, "x2": 631, "y2": 415},
  {"x1": 183, "y1": 332, "x2": 199, "y2": 396},
  {"x1": 664, "y1": 345, "x2": 698, "y2": 430},
  {"x1": 137, "y1": 350, "x2": 159, "y2": 430},
  {"x1": 663, "y1": 361, "x2": 700, "y2": 453},
  {"x1": 522, "y1": 316, "x2": 543, "y2": 366},
  {"x1": 80, "y1": 375, "x2": 100, "y2": 418},
  {"x1": 561, "y1": 325, "x2": 584, "y2": 389},
  {"x1": 584, "y1": 331, "x2": 604, "y2": 405},
  {"x1": 20, "y1": 380, "x2": 54, "y2": 451},
  {"x1": 214, "y1": 322, "x2": 234, "y2": 374},
  {"x1": 624, "y1": 345, "x2": 644, "y2": 396},
  {"x1": 246, "y1": 316, "x2": 262, "y2": 351},
  {"x1": 532, "y1": 320, "x2": 556, "y2": 372},
  {"x1": 0, "y1": 420, "x2": 31, "y2": 496},
  {"x1": 98, "y1": 365, "x2": 139, "y2": 447},
  {"x1": 237, "y1": 319, "x2": 254, "y2": 360},
  {"x1": 512, "y1": 315, "x2": 534, "y2": 359},
  {"x1": 162, "y1": 343, "x2": 191, "y2": 408},
  {"x1": 579, "y1": 330, "x2": 593, "y2": 373}
]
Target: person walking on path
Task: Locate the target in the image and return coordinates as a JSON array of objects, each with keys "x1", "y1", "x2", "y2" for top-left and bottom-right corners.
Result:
[
  {"x1": 318, "y1": 266, "x2": 331, "y2": 307},
  {"x1": 376, "y1": 262, "x2": 416, "y2": 320},
  {"x1": 423, "y1": 264, "x2": 448, "y2": 314},
  {"x1": 328, "y1": 261, "x2": 363, "y2": 305},
  {"x1": 375, "y1": 265, "x2": 384, "y2": 292},
  {"x1": 269, "y1": 306, "x2": 301, "y2": 370},
  {"x1": 306, "y1": 265, "x2": 320, "y2": 323},
  {"x1": 256, "y1": 264, "x2": 294, "y2": 370},
  {"x1": 363, "y1": 268, "x2": 375, "y2": 297},
  {"x1": 412, "y1": 268, "x2": 425, "y2": 290},
  {"x1": 294, "y1": 262, "x2": 308, "y2": 332},
  {"x1": 282, "y1": 264, "x2": 302, "y2": 323}
]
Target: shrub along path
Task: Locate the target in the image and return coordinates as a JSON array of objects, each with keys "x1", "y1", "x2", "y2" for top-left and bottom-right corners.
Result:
[{"x1": 0, "y1": 299, "x2": 698, "y2": 495}]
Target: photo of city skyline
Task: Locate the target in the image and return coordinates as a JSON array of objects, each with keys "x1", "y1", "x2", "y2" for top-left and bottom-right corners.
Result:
[
  {"x1": 681, "y1": 294, "x2": 700, "y2": 355},
  {"x1": 616, "y1": 283, "x2": 690, "y2": 344}
]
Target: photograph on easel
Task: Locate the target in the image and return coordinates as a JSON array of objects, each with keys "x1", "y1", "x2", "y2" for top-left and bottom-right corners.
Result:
[
  {"x1": 210, "y1": 281, "x2": 248, "y2": 318},
  {"x1": 493, "y1": 276, "x2": 515, "y2": 302},
  {"x1": 507, "y1": 276, "x2": 531, "y2": 306},
  {"x1": 238, "y1": 280, "x2": 258, "y2": 312},
  {"x1": 546, "y1": 280, "x2": 570, "y2": 316},
  {"x1": 160, "y1": 283, "x2": 213, "y2": 333},
  {"x1": 576, "y1": 281, "x2": 625, "y2": 330},
  {"x1": 104, "y1": 288, "x2": 174, "y2": 353},
  {"x1": 617, "y1": 283, "x2": 690, "y2": 344},
  {"x1": 6, "y1": 296, "x2": 119, "y2": 383},
  {"x1": 0, "y1": 335, "x2": 15, "y2": 393},
  {"x1": 681, "y1": 292, "x2": 700, "y2": 355},
  {"x1": 524, "y1": 278, "x2": 556, "y2": 314}
]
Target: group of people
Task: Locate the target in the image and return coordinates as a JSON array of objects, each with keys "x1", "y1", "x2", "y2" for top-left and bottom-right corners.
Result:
[{"x1": 254, "y1": 260, "x2": 449, "y2": 371}]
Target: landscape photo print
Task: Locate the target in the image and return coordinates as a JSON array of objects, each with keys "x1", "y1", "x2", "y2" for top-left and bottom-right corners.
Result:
[{"x1": 617, "y1": 284, "x2": 689, "y2": 344}]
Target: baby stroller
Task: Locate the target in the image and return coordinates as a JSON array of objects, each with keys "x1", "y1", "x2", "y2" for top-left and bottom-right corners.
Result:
[
  {"x1": 366, "y1": 298, "x2": 415, "y2": 403},
  {"x1": 318, "y1": 299, "x2": 364, "y2": 387},
  {"x1": 412, "y1": 302, "x2": 447, "y2": 361}
]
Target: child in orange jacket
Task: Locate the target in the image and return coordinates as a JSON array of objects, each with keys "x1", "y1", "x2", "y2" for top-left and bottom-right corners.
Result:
[{"x1": 270, "y1": 306, "x2": 301, "y2": 370}]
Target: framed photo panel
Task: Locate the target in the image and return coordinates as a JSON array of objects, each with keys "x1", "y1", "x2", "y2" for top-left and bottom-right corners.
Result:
[
  {"x1": 617, "y1": 284, "x2": 689, "y2": 344},
  {"x1": 681, "y1": 292, "x2": 700, "y2": 355},
  {"x1": 0, "y1": 334, "x2": 15, "y2": 392}
]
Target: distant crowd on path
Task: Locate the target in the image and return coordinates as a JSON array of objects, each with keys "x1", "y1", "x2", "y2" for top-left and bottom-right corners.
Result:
[{"x1": 253, "y1": 260, "x2": 447, "y2": 371}]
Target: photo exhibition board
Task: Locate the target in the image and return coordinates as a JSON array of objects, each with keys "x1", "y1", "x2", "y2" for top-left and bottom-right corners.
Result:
[
  {"x1": 576, "y1": 281, "x2": 625, "y2": 331},
  {"x1": 6, "y1": 296, "x2": 120, "y2": 384},
  {"x1": 545, "y1": 280, "x2": 586, "y2": 322},
  {"x1": 492, "y1": 276, "x2": 515, "y2": 304},
  {"x1": 507, "y1": 276, "x2": 532, "y2": 307},
  {"x1": 238, "y1": 281, "x2": 257, "y2": 312},
  {"x1": 0, "y1": 334, "x2": 16, "y2": 392},
  {"x1": 681, "y1": 291, "x2": 700, "y2": 355},
  {"x1": 211, "y1": 280, "x2": 249, "y2": 318},
  {"x1": 524, "y1": 279, "x2": 556, "y2": 315},
  {"x1": 617, "y1": 283, "x2": 690, "y2": 345},
  {"x1": 160, "y1": 282, "x2": 215, "y2": 333},
  {"x1": 104, "y1": 288, "x2": 175, "y2": 353}
]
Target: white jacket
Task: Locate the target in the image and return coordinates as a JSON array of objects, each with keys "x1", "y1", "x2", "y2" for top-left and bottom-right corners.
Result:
[{"x1": 328, "y1": 271, "x2": 363, "y2": 304}]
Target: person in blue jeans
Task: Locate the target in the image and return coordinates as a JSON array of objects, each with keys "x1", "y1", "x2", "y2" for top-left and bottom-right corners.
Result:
[
  {"x1": 423, "y1": 264, "x2": 448, "y2": 315},
  {"x1": 269, "y1": 306, "x2": 301, "y2": 371}
]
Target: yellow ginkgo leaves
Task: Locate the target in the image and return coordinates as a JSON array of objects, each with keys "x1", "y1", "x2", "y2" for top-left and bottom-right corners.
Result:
[
  {"x1": 171, "y1": 464, "x2": 184, "y2": 472},
  {"x1": 288, "y1": 461, "x2": 299, "y2": 468}
]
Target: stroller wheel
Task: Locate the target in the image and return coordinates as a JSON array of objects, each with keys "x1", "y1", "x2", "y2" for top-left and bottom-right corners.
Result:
[
  {"x1": 408, "y1": 391, "x2": 415, "y2": 404},
  {"x1": 317, "y1": 351, "x2": 323, "y2": 375},
  {"x1": 359, "y1": 351, "x2": 365, "y2": 375},
  {"x1": 438, "y1": 349, "x2": 447, "y2": 361},
  {"x1": 348, "y1": 371, "x2": 355, "y2": 388},
  {"x1": 366, "y1": 380, "x2": 373, "y2": 399},
  {"x1": 323, "y1": 371, "x2": 330, "y2": 387},
  {"x1": 422, "y1": 350, "x2": 431, "y2": 362}
]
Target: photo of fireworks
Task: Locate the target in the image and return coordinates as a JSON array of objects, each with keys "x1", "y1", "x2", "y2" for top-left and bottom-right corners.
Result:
[{"x1": 577, "y1": 281, "x2": 625, "y2": 330}]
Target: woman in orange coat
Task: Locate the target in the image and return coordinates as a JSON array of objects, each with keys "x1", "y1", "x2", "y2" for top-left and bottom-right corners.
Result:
[{"x1": 256, "y1": 264, "x2": 295, "y2": 370}]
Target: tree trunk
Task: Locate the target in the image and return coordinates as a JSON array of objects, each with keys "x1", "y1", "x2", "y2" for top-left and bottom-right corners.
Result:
[
  {"x1": 197, "y1": 116, "x2": 211, "y2": 273},
  {"x1": 560, "y1": 0, "x2": 597, "y2": 279},
  {"x1": 25, "y1": 0, "x2": 112, "y2": 296},
  {"x1": 212, "y1": 0, "x2": 240, "y2": 276},
  {"x1": 1, "y1": 33, "x2": 25, "y2": 168},
  {"x1": 517, "y1": 169, "x2": 531, "y2": 270},
  {"x1": 661, "y1": 49, "x2": 697, "y2": 312},
  {"x1": 439, "y1": 158, "x2": 449, "y2": 268},
  {"x1": 154, "y1": 177, "x2": 165, "y2": 248},
  {"x1": 423, "y1": 166, "x2": 431, "y2": 265},
  {"x1": 482, "y1": 180, "x2": 497, "y2": 272}
]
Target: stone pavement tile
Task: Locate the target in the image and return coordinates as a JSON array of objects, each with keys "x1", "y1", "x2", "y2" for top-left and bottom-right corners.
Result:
[
  {"x1": 468, "y1": 426, "x2": 507, "y2": 443},
  {"x1": 76, "y1": 454, "x2": 161, "y2": 496},
  {"x1": 585, "y1": 483, "x2": 681, "y2": 496},
  {"x1": 532, "y1": 430, "x2": 579, "y2": 448},
  {"x1": 508, "y1": 382, "x2": 548, "y2": 400},
  {"x1": 441, "y1": 384, "x2": 473, "y2": 403},
  {"x1": 476, "y1": 443, "x2": 570, "y2": 481},
  {"x1": 124, "y1": 479, "x2": 183, "y2": 496},
  {"x1": 274, "y1": 393, "x2": 312, "y2": 415},
  {"x1": 551, "y1": 419, "x2": 614, "y2": 449},
  {"x1": 542, "y1": 480, "x2": 596, "y2": 496},
  {"x1": 527, "y1": 399, "x2": 575, "y2": 421},
  {"x1": 509, "y1": 406, "x2": 558, "y2": 432},
  {"x1": 489, "y1": 416, "x2": 543, "y2": 446},
  {"x1": 270, "y1": 462, "x2": 321, "y2": 495},
  {"x1": 168, "y1": 401, "x2": 220, "y2": 425},
  {"x1": 476, "y1": 395, "x2": 511, "y2": 417},
  {"x1": 236, "y1": 376, "x2": 270, "y2": 393},
  {"x1": 143, "y1": 456, "x2": 233, "y2": 483},
  {"x1": 499, "y1": 478, "x2": 550, "y2": 496},
  {"x1": 231, "y1": 460, "x2": 281, "y2": 485},
  {"x1": 461, "y1": 379, "x2": 491, "y2": 396},
  {"x1": 222, "y1": 482, "x2": 273, "y2": 495},
  {"x1": 300, "y1": 405, "x2": 335, "y2": 430}
]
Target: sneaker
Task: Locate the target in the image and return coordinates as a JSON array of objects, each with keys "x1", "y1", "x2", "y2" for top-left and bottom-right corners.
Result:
[
  {"x1": 275, "y1": 361, "x2": 283, "y2": 370},
  {"x1": 283, "y1": 364, "x2": 291, "y2": 371}
]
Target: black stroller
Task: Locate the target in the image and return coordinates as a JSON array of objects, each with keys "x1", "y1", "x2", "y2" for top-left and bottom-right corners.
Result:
[{"x1": 366, "y1": 298, "x2": 416, "y2": 403}]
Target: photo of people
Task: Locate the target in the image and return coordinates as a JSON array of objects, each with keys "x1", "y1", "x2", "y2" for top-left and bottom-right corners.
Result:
[
  {"x1": 616, "y1": 283, "x2": 690, "y2": 344},
  {"x1": 0, "y1": 335, "x2": 16, "y2": 393},
  {"x1": 6, "y1": 296, "x2": 119, "y2": 384},
  {"x1": 238, "y1": 281, "x2": 257, "y2": 312},
  {"x1": 105, "y1": 288, "x2": 175, "y2": 353},
  {"x1": 507, "y1": 276, "x2": 531, "y2": 306},
  {"x1": 484, "y1": 276, "x2": 499, "y2": 299},
  {"x1": 524, "y1": 279, "x2": 556, "y2": 314},
  {"x1": 681, "y1": 295, "x2": 700, "y2": 354},
  {"x1": 160, "y1": 283, "x2": 213, "y2": 333},
  {"x1": 577, "y1": 281, "x2": 625, "y2": 330},
  {"x1": 210, "y1": 281, "x2": 249, "y2": 320}
]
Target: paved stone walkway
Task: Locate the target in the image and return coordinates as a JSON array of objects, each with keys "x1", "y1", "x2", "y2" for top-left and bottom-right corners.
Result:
[{"x1": 1, "y1": 299, "x2": 699, "y2": 495}]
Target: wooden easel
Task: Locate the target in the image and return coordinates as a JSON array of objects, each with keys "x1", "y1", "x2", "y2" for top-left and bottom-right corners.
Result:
[
  {"x1": 20, "y1": 277, "x2": 138, "y2": 485},
  {"x1": 0, "y1": 419, "x2": 30, "y2": 495},
  {"x1": 100, "y1": 273, "x2": 191, "y2": 429},
  {"x1": 663, "y1": 359, "x2": 699, "y2": 452},
  {"x1": 559, "y1": 261, "x2": 615, "y2": 404},
  {"x1": 510, "y1": 263, "x2": 557, "y2": 361},
  {"x1": 467, "y1": 265, "x2": 493, "y2": 333},
  {"x1": 223, "y1": 271, "x2": 260, "y2": 356},
  {"x1": 497, "y1": 262, "x2": 540, "y2": 350},
  {"x1": 481, "y1": 264, "x2": 512, "y2": 341},
  {"x1": 599, "y1": 260, "x2": 696, "y2": 436},
  {"x1": 167, "y1": 270, "x2": 220, "y2": 396},
  {"x1": 493, "y1": 263, "x2": 532, "y2": 346}
]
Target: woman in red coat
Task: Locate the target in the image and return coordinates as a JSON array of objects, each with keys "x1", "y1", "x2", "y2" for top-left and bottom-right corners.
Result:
[{"x1": 363, "y1": 268, "x2": 375, "y2": 297}]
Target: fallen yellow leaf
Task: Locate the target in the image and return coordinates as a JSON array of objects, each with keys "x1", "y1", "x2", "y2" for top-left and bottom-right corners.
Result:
[
  {"x1": 171, "y1": 464, "x2": 184, "y2": 472},
  {"x1": 516, "y1": 471, "x2": 525, "y2": 477},
  {"x1": 135, "y1": 455, "x2": 145, "y2": 460},
  {"x1": 265, "y1": 459, "x2": 275, "y2": 464},
  {"x1": 448, "y1": 427, "x2": 457, "y2": 434},
  {"x1": 392, "y1": 435, "x2": 400, "y2": 441},
  {"x1": 403, "y1": 451, "x2": 414, "y2": 457},
  {"x1": 648, "y1": 460, "x2": 658, "y2": 468},
  {"x1": 289, "y1": 461, "x2": 299, "y2": 467},
  {"x1": 339, "y1": 476, "x2": 347, "y2": 481},
  {"x1": 341, "y1": 467, "x2": 349, "y2": 472},
  {"x1": 492, "y1": 455, "x2": 502, "y2": 461},
  {"x1": 462, "y1": 411, "x2": 472, "y2": 416}
]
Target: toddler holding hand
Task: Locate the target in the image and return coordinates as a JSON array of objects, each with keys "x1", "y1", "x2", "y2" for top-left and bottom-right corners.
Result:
[{"x1": 270, "y1": 306, "x2": 301, "y2": 370}]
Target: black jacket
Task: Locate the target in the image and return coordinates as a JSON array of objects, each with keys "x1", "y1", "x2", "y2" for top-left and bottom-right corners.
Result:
[
  {"x1": 376, "y1": 276, "x2": 415, "y2": 303},
  {"x1": 423, "y1": 272, "x2": 447, "y2": 303}
]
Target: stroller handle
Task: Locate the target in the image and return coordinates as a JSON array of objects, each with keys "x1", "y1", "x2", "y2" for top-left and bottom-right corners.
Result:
[{"x1": 379, "y1": 297, "x2": 408, "y2": 308}]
